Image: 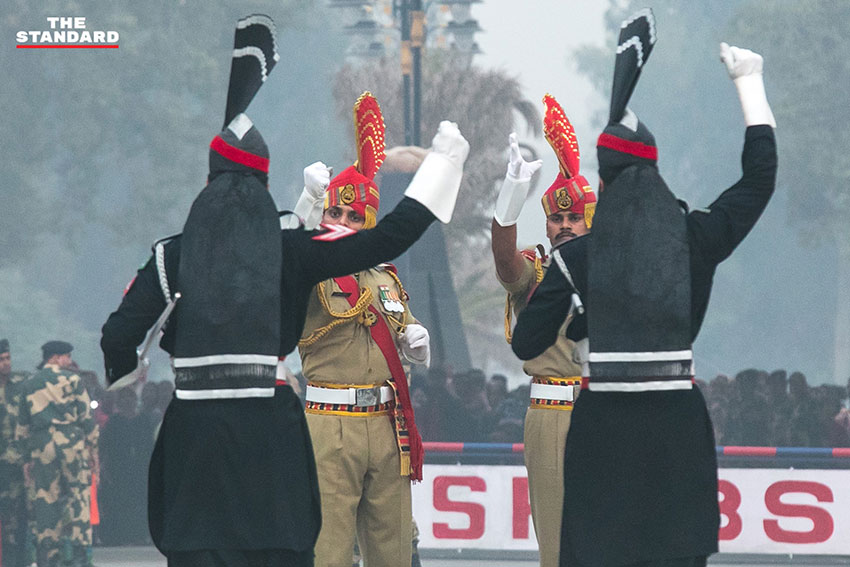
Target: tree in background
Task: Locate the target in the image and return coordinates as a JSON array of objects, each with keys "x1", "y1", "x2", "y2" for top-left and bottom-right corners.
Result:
[
  {"x1": 0, "y1": 1, "x2": 347, "y2": 369},
  {"x1": 333, "y1": 53, "x2": 542, "y2": 371}
]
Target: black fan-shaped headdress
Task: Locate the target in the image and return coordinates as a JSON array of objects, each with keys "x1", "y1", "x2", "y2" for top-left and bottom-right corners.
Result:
[
  {"x1": 174, "y1": 16, "x2": 283, "y2": 394},
  {"x1": 597, "y1": 8, "x2": 659, "y2": 184}
]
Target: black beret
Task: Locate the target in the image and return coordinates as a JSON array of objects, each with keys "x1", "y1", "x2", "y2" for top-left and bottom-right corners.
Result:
[{"x1": 41, "y1": 340, "x2": 74, "y2": 359}]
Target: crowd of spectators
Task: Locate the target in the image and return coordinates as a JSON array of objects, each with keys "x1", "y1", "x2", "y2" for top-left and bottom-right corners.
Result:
[
  {"x1": 700, "y1": 369, "x2": 850, "y2": 448},
  {"x1": 394, "y1": 366, "x2": 850, "y2": 447}
]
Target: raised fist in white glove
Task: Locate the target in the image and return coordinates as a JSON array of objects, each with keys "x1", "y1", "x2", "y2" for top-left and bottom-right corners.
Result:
[
  {"x1": 404, "y1": 120, "x2": 470, "y2": 223},
  {"x1": 431, "y1": 120, "x2": 471, "y2": 169},
  {"x1": 293, "y1": 161, "x2": 332, "y2": 230},
  {"x1": 506, "y1": 132, "x2": 543, "y2": 182},
  {"x1": 720, "y1": 42, "x2": 775, "y2": 128},
  {"x1": 399, "y1": 323, "x2": 430, "y2": 367},
  {"x1": 720, "y1": 42, "x2": 762, "y2": 79},
  {"x1": 303, "y1": 161, "x2": 331, "y2": 198},
  {"x1": 494, "y1": 133, "x2": 543, "y2": 227}
]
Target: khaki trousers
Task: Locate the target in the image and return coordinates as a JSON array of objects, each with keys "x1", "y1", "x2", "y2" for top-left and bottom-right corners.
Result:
[
  {"x1": 524, "y1": 406, "x2": 572, "y2": 567},
  {"x1": 306, "y1": 413, "x2": 411, "y2": 567}
]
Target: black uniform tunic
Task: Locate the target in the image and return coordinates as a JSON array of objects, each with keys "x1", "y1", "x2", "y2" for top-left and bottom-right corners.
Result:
[
  {"x1": 101, "y1": 197, "x2": 434, "y2": 553},
  {"x1": 512, "y1": 126, "x2": 777, "y2": 566}
]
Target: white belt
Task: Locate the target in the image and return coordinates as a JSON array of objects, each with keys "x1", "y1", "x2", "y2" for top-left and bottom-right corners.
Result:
[
  {"x1": 530, "y1": 382, "x2": 576, "y2": 402},
  {"x1": 588, "y1": 380, "x2": 693, "y2": 392},
  {"x1": 306, "y1": 385, "x2": 394, "y2": 407},
  {"x1": 175, "y1": 387, "x2": 275, "y2": 400}
]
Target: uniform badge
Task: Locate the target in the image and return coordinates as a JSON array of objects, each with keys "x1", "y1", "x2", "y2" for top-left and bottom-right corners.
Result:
[
  {"x1": 340, "y1": 183, "x2": 356, "y2": 205},
  {"x1": 556, "y1": 188, "x2": 572, "y2": 210},
  {"x1": 378, "y1": 285, "x2": 404, "y2": 312}
]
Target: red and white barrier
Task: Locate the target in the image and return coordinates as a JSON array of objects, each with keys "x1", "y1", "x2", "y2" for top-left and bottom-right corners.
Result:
[{"x1": 412, "y1": 465, "x2": 850, "y2": 555}]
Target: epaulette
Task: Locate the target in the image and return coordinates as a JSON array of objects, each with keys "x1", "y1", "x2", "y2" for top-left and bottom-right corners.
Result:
[
  {"x1": 519, "y1": 244, "x2": 549, "y2": 264},
  {"x1": 519, "y1": 248, "x2": 538, "y2": 264},
  {"x1": 378, "y1": 262, "x2": 398, "y2": 274},
  {"x1": 150, "y1": 232, "x2": 181, "y2": 254}
]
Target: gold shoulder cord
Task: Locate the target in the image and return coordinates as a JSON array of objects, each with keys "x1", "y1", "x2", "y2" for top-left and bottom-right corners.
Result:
[
  {"x1": 504, "y1": 255, "x2": 544, "y2": 345},
  {"x1": 383, "y1": 269, "x2": 409, "y2": 334},
  {"x1": 298, "y1": 281, "x2": 374, "y2": 347}
]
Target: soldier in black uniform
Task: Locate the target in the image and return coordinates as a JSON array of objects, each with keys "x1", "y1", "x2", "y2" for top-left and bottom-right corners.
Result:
[
  {"x1": 100, "y1": 15, "x2": 469, "y2": 567},
  {"x1": 511, "y1": 10, "x2": 777, "y2": 567}
]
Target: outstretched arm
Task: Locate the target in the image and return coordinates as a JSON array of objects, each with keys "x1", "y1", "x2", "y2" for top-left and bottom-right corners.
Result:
[
  {"x1": 492, "y1": 132, "x2": 543, "y2": 283},
  {"x1": 688, "y1": 44, "x2": 778, "y2": 265}
]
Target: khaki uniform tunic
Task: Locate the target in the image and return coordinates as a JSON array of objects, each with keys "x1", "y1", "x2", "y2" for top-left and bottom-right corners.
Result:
[
  {"x1": 300, "y1": 266, "x2": 413, "y2": 567},
  {"x1": 500, "y1": 250, "x2": 582, "y2": 567}
]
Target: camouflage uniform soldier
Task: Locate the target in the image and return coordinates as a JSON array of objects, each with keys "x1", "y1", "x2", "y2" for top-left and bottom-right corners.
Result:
[
  {"x1": 1, "y1": 339, "x2": 31, "y2": 567},
  {"x1": 16, "y1": 342, "x2": 98, "y2": 567}
]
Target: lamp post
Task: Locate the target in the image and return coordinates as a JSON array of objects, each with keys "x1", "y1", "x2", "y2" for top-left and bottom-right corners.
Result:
[{"x1": 329, "y1": 0, "x2": 482, "y2": 146}]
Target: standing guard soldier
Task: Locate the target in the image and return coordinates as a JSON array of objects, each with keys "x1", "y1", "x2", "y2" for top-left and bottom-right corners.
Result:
[
  {"x1": 16, "y1": 341, "x2": 98, "y2": 567},
  {"x1": 512, "y1": 10, "x2": 778, "y2": 567},
  {"x1": 100, "y1": 16, "x2": 469, "y2": 567},
  {"x1": 491, "y1": 95, "x2": 595, "y2": 567},
  {"x1": 294, "y1": 93, "x2": 429, "y2": 567},
  {"x1": 0, "y1": 339, "x2": 31, "y2": 567}
]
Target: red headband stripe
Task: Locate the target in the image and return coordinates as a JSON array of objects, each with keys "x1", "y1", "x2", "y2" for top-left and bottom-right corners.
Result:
[
  {"x1": 597, "y1": 133, "x2": 658, "y2": 161},
  {"x1": 210, "y1": 135, "x2": 270, "y2": 173}
]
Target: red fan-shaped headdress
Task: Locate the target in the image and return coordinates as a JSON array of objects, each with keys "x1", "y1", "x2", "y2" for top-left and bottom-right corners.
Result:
[
  {"x1": 540, "y1": 94, "x2": 596, "y2": 228},
  {"x1": 325, "y1": 92, "x2": 386, "y2": 229}
]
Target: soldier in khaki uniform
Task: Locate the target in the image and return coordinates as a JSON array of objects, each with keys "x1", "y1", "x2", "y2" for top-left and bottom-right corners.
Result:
[
  {"x1": 293, "y1": 93, "x2": 429, "y2": 567},
  {"x1": 1, "y1": 339, "x2": 31, "y2": 567},
  {"x1": 491, "y1": 96, "x2": 596, "y2": 567},
  {"x1": 16, "y1": 341, "x2": 98, "y2": 567}
]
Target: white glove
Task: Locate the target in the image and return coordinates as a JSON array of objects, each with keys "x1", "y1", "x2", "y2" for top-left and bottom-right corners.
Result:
[
  {"x1": 399, "y1": 323, "x2": 430, "y2": 367},
  {"x1": 292, "y1": 161, "x2": 331, "y2": 230},
  {"x1": 720, "y1": 42, "x2": 776, "y2": 128},
  {"x1": 494, "y1": 132, "x2": 543, "y2": 227},
  {"x1": 404, "y1": 121, "x2": 470, "y2": 223}
]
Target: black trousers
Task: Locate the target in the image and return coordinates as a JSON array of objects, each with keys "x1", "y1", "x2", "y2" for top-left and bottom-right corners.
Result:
[{"x1": 166, "y1": 549, "x2": 313, "y2": 567}]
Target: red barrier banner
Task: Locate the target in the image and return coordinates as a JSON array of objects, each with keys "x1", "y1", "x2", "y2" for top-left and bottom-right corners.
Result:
[{"x1": 412, "y1": 465, "x2": 850, "y2": 554}]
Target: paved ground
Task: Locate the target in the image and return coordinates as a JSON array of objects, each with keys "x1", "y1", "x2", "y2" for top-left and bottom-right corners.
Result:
[{"x1": 92, "y1": 547, "x2": 850, "y2": 566}]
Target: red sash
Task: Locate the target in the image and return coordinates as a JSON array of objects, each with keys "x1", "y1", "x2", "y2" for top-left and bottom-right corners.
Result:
[{"x1": 334, "y1": 275, "x2": 424, "y2": 481}]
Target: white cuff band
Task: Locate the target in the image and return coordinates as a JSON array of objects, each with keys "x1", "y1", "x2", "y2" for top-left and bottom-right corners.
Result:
[
  {"x1": 404, "y1": 152, "x2": 463, "y2": 223},
  {"x1": 734, "y1": 73, "x2": 776, "y2": 128},
  {"x1": 291, "y1": 189, "x2": 324, "y2": 230},
  {"x1": 494, "y1": 176, "x2": 530, "y2": 227}
]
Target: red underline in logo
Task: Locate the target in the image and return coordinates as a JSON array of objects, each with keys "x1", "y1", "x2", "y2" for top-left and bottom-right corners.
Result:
[{"x1": 16, "y1": 44, "x2": 119, "y2": 49}]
